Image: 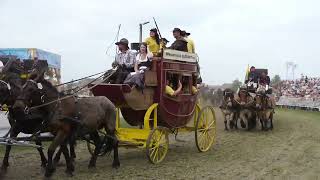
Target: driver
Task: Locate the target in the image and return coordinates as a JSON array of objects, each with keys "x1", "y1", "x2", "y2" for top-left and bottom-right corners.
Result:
[{"x1": 106, "y1": 38, "x2": 136, "y2": 84}]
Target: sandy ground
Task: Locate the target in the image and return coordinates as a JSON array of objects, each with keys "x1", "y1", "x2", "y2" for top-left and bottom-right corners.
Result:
[{"x1": 1, "y1": 108, "x2": 320, "y2": 180}]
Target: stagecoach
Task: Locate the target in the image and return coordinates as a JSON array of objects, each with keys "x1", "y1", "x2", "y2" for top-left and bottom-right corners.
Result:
[{"x1": 89, "y1": 49, "x2": 217, "y2": 163}]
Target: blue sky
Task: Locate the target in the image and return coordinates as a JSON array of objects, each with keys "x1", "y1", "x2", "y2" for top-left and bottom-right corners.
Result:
[{"x1": 0, "y1": 0, "x2": 319, "y2": 84}]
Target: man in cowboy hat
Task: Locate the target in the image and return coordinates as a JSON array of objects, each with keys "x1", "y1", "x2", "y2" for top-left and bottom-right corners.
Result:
[
  {"x1": 182, "y1": 30, "x2": 195, "y2": 53},
  {"x1": 169, "y1": 28, "x2": 188, "y2": 52},
  {"x1": 106, "y1": 38, "x2": 136, "y2": 84}
]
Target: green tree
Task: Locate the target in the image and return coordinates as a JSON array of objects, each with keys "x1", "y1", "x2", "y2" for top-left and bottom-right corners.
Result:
[
  {"x1": 271, "y1": 75, "x2": 281, "y2": 85},
  {"x1": 231, "y1": 79, "x2": 242, "y2": 92}
]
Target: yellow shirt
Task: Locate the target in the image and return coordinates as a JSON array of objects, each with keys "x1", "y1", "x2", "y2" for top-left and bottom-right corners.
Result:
[
  {"x1": 192, "y1": 86, "x2": 198, "y2": 94},
  {"x1": 145, "y1": 37, "x2": 160, "y2": 55},
  {"x1": 185, "y1": 38, "x2": 195, "y2": 53},
  {"x1": 165, "y1": 85, "x2": 175, "y2": 96}
]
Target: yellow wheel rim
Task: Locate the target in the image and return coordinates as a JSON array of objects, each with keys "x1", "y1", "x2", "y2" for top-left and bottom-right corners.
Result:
[
  {"x1": 146, "y1": 127, "x2": 169, "y2": 164},
  {"x1": 195, "y1": 106, "x2": 216, "y2": 152}
]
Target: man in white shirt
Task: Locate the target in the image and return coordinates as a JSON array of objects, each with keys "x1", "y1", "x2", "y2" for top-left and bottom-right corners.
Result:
[{"x1": 107, "y1": 38, "x2": 136, "y2": 84}]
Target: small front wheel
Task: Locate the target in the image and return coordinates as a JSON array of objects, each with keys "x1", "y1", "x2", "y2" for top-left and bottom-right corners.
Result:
[
  {"x1": 195, "y1": 106, "x2": 216, "y2": 152},
  {"x1": 146, "y1": 127, "x2": 169, "y2": 164}
]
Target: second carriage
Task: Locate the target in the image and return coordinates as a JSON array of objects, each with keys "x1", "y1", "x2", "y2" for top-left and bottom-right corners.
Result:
[{"x1": 90, "y1": 49, "x2": 217, "y2": 163}]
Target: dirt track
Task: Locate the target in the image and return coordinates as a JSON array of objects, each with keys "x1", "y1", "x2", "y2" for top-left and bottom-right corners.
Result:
[{"x1": 1, "y1": 108, "x2": 320, "y2": 180}]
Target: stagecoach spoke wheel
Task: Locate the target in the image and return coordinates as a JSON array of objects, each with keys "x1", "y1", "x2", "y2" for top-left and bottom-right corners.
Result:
[
  {"x1": 146, "y1": 127, "x2": 169, "y2": 164},
  {"x1": 195, "y1": 106, "x2": 216, "y2": 152}
]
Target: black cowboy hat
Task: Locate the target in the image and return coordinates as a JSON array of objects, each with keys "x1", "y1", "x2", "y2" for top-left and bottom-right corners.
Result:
[
  {"x1": 172, "y1": 28, "x2": 182, "y2": 33},
  {"x1": 115, "y1": 38, "x2": 129, "y2": 46},
  {"x1": 150, "y1": 28, "x2": 157, "y2": 33},
  {"x1": 181, "y1": 30, "x2": 191, "y2": 36}
]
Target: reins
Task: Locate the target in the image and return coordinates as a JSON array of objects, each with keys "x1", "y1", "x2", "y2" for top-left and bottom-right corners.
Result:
[{"x1": 27, "y1": 69, "x2": 115, "y2": 111}]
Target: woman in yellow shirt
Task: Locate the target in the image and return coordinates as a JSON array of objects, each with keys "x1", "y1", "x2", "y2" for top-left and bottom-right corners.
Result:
[
  {"x1": 145, "y1": 28, "x2": 160, "y2": 56},
  {"x1": 165, "y1": 80, "x2": 182, "y2": 96}
]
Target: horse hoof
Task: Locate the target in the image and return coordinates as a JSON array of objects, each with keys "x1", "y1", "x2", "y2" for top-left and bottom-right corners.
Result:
[
  {"x1": 0, "y1": 165, "x2": 8, "y2": 173},
  {"x1": 41, "y1": 163, "x2": 47, "y2": 168},
  {"x1": 45, "y1": 166, "x2": 55, "y2": 177},
  {"x1": 224, "y1": 128, "x2": 229, "y2": 131},
  {"x1": 65, "y1": 169, "x2": 74, "y2": 177},
  {"x1": 1, "y1": 162, "x2": 9, "y2": 171},
  {"x1": 112, "y1": 162, "x2": 120, "y2": 169},
  {"x1": 240, "y1": 121, "x2": 246, "y2": 128},
  {"x1": 88, "y1": 163, "x2": 96, "y2": 169},
  {"x1": 53, "y1": 158, "x2": 60, "y2": 165}
]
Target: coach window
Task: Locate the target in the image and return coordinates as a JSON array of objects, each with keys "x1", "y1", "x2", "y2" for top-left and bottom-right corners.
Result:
[{"x1": 181, "y1": 73, "x2": 192, "y2": 95}]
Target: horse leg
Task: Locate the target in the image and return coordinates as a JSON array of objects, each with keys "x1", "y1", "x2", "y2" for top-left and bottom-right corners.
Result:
[
  {"x1": 35, "y1": 139, "x2": 47, "y2": 168},
  {"x1": 88, "y1": 131, "x2": 102, "y2": 168},
  {"x1": 229, "y1": 113, "x2": 234, "y2": 129},
  {"x1": 239, "y1": 112, "x2": 246, "y2": 129},
  {"x1": 234, "y1": 112, "x2": 239, "y2": 129},
  {"x1": 60, "y1": 143, "x2": 74, "y2": 176},
  {"x1": 259, "y1": 115, "x2": 264, "y2": 131},
  {"x1": 1, "y1": 130, "x2": 19, "y2": 171},
  {"x1": 224, "y1": 115, "x2": 229, "y2": 131},
  {"x1": 109, "y1": 134, "x2": 120, "y2": 168},
  {"x1": 45, "y1": 130, "x2": 68, "y2": 177},
  {"x1": 53, "y1": 135, "x2": 76, "y2": 164},
  {"x1": 53, "y1": 147, "x2": 62, "y2": 165},
  {"x1": 69, "y1": 137, "x2": 77, "y2": 160}
]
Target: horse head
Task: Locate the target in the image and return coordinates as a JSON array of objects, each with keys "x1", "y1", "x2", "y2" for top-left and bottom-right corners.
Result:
[
  {"x1": 13, "y1": 77, "x2": 58, "y2": 114},
  {"x1": 223, "y1": 88, "x2": 235, "y2": 107},
  {"x1": 255, "y1": 92, "x2": 267, "y2": 110}
]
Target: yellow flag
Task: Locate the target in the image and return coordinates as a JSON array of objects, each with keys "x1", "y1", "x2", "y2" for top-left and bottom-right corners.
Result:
[{"x1": 244, "y1": 64, "x2": 250, "y2": 83}]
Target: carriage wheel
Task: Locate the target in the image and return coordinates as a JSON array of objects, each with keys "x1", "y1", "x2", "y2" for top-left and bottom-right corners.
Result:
[
  {"x1": 87, "y1": 132, "x2": 109, "y2": 156},
  {"x1": 195, "y1": 106, "x2": 216, "y2": 152},
  {"x1": 146, "y1": 127, "x2": 169, "y2": 164}
]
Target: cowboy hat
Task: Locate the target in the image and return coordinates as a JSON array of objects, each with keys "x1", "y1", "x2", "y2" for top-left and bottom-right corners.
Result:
[
  {"x1": 115, "y1": 38, "x2": 129, "y2": 46},
  {"x1": 172, "y1": 28, "x2": 182, "y2": 33},
  {"x1": 181, "y1": 30, "x2": 191, "y2": 36}
]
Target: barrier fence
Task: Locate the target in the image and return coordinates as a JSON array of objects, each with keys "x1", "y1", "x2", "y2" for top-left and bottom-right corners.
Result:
[{"x1": 276, "y1": 96, "x2": 320, "y2": 111}]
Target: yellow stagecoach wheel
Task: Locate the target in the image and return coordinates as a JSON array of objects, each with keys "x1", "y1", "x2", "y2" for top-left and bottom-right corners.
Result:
[
  {"x1": 146, "y1": 127, "x2": 169, "y2": 164},
  {"x1": 195, "y1": 106, "x2": 216, "y2": 152}
]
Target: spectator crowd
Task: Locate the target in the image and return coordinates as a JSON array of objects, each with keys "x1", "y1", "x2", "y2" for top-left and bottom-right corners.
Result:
[{"x1": 278, "y1": 76, "x2": 320, "y2": 100}]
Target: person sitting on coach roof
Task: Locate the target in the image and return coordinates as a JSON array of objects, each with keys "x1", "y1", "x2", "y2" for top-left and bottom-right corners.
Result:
[
  {"x1": 169, "y1": 28, "x2": 188, "y2": 52},
  {"x1": 145, "y1": 28, "x2": 160, "y2": 56},
  {"x1": 182, "y1": 30, "x2": 195, "y2": 53}
]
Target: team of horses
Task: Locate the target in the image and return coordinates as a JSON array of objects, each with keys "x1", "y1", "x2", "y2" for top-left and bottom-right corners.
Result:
[
  {"x1": 0, "y1": 62, "x2": 120, "y2": 177},
  {"x1": 220, "y1": 87, "x2": 274, "y2": 131}
]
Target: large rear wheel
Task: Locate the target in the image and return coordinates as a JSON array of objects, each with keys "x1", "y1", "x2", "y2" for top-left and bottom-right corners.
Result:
[
  {"x1": 195, "y1": 106, "x2": 216, "y2": 152},
  {"x1": 146, "y1": 127, "x2": 169, "y2": 164}
]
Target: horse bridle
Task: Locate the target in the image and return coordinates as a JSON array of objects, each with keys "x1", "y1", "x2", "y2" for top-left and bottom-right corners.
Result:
[{"x1": 19, "y1": 79, "x2": 46, "y2": 114}]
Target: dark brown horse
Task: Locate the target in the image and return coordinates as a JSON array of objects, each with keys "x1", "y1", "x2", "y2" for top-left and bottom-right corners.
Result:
[
  {"x1": 0, "y1": 73, "x2": 49, "y2": 171},
  {"x1": 14, "y1": 78, "x2": 120, "y2": 177},
  {"x1": 0, "y1": 64, "x2": 75, "y2": 173}
]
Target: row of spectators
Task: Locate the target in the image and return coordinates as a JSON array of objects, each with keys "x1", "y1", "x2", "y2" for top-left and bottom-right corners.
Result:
[{"x1": 275, "y1": 76, "x2": 320, "y2": 100}]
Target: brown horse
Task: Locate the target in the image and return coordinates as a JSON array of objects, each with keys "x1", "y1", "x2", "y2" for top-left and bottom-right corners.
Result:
[
  {"x1": 220, "y1": 88, "x2": 239, "y2": 130},
  {"x1": 235, "y1": 88, "x2": 256, "y2": 131},
  {"x1": 0, "y1": 66, "x2": 75, "y2": 173},
  {"x1": 14, "y1": 78, "x2": 120, "y2": 177},
  {"x1": 255, "y1": 90, "x2": 274, "y2": 131},
  {"x1": 0, "y1": 74, "x2": 49, "y2": 171}
]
